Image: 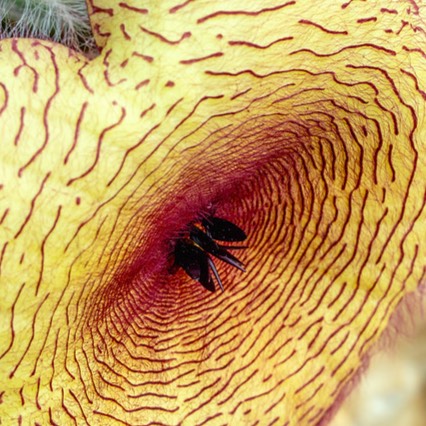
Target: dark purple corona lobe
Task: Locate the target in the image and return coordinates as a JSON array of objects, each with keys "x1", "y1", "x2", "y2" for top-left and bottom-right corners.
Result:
[
  {"x1": 202, "y1": 216, "x2": 248, "y2": 241},
  {"x1": 174, "y1": 216, "x2": 248, "y2": 292}
]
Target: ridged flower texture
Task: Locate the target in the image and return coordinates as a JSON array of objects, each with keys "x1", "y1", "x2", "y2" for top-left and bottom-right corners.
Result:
[{"x1": 1, "y1": 1, "x2": 426, "y2": 425}]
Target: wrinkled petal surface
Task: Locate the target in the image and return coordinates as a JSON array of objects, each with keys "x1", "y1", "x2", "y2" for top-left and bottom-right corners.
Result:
[{"x1": 0, "y1": 1, "x2": 426, "y2": 425}]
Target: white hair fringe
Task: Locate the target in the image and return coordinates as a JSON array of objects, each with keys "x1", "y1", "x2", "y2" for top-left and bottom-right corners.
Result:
[{"x1": 0, "y1": 0, "x2": 96, "y2": 54}]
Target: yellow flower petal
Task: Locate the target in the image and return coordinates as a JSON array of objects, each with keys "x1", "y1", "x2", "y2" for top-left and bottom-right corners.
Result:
[{"x1": 1, "y1": 1, "x2": 425, "y2": 425}]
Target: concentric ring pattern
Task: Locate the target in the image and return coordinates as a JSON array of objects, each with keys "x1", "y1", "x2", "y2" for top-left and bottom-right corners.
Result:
[{"x1": 0, "y1": 1, "x2": 425, "y2": 425}]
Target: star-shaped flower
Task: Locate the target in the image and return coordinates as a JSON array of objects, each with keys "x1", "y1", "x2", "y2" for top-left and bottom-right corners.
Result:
[{"x1": 0, "y1": 1, "x2": 425, "y2": 424}]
